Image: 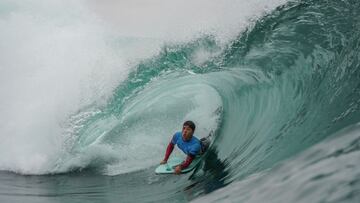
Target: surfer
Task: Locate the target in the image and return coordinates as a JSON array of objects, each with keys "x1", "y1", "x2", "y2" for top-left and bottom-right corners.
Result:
[{"x1": 160, "y1": 121, "x2": 209, "y2": 174}]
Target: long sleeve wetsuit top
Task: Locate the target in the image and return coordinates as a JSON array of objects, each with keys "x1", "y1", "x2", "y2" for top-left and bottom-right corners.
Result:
[{"x1": 163, "y1": 132, "x2": 201, "y2": 169}]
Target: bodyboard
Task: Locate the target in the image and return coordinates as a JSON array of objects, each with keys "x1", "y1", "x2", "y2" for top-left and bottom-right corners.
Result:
[{"x1": 155, "y1": 156, "x2": 201, "y2": 174}]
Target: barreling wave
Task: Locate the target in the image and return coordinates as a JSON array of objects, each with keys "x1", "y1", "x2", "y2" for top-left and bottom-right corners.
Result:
[
  {"x1": 1, "y1": 0, "x2": 359, "y2": 202},
  {"x1": 58, "y1": 0, "x2": 360, "y2": 178}
]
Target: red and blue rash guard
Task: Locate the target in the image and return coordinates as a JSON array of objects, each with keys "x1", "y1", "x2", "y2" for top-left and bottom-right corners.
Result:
[{"x1": 163, "y1": 132, "x2": 201, "y2": 169}]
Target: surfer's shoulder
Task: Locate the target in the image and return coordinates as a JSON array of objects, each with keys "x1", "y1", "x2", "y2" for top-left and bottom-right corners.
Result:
[{"x1": 171, "y1": 132, "x2": 182, "y2": 143}]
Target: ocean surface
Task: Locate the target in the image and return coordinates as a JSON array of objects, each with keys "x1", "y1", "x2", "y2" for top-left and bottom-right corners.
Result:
[{"x1": 0, "y1": 0, "x2": 359, "y2": 202}]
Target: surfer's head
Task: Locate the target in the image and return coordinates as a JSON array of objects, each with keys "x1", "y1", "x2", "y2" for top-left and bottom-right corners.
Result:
[{"x1": 182, "y1": 120, "x2": 195, "y2": 141}]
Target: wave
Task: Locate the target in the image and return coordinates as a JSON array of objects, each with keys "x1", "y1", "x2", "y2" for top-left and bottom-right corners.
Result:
[
  {"x1": 63, "y1": 0, "x2": 360, "y2": 179},
  {"x1": 0, "y1": 0, "x2": 360, "y2": 202}
]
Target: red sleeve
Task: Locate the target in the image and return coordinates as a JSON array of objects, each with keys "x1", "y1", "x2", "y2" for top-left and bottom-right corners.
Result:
[
  {"x1": 163, "y1": 142, "x2": 174, "y2": 162},
  {"x1": 180, "y1": 154, "x2": 194, "y2": 169}
]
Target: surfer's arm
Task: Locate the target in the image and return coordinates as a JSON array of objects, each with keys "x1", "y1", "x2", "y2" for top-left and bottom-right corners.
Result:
[
  {"x1": 163, "y1": 142, "x2": 175, "y2": 162},
  {"x1": 180, "y1": 154, "x2": 195, "y2": 169}
]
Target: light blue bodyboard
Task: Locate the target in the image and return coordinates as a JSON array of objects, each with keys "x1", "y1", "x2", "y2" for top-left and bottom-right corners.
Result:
[{"x1": 155, "y1": 156, "x2": 201, "y2": 174}]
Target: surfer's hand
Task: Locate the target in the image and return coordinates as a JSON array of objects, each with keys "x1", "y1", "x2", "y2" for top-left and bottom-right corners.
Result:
[
  {"x1": 174, "y1": 165, "x2": 181, "y2": 175},
  {"x1": 160, "y1": 160, "x2": 167, "y2": 165}
]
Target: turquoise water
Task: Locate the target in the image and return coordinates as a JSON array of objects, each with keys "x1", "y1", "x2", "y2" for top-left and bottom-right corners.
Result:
[{"x1": 0, "y1": 0, "x2": 360, "y2": 202}]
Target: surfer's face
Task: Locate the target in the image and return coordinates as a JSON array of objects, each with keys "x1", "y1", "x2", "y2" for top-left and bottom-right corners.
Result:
[{"x1": 182, "y1": 125, "x2": 194, "y2": 141}]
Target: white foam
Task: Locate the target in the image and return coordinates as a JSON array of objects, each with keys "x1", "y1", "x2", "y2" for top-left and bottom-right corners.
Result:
[
  {"x1": 88, "y1": 0, "x2": 288, "y2": 43},
  {"x1": 0, "y1": 0, "x2": 127, "y2": 174}
]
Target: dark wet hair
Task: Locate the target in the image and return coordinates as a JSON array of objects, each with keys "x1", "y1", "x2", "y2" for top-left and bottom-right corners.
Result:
[{"x1": 183, "y1": 120, "x2": 196, "y2": 131}]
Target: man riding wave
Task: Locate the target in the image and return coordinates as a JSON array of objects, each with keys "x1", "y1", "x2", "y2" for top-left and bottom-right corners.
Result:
[{"x1": 160, "y1": 121, "x2": 209, "y2": 174}]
